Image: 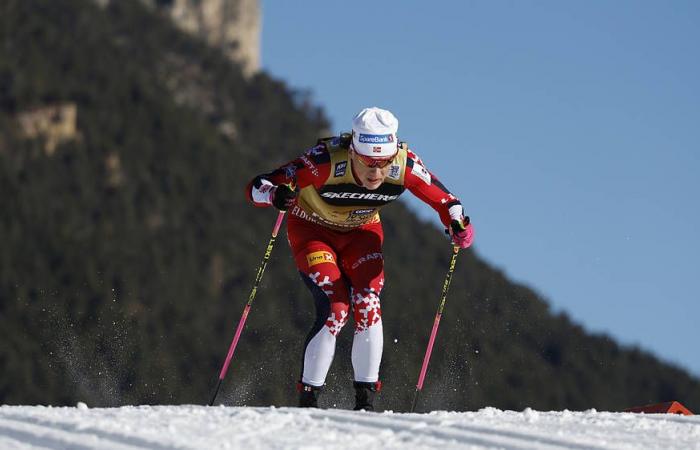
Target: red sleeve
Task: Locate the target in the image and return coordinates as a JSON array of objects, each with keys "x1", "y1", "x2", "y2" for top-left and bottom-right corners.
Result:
[
  {"x1": 245, "y1": 144, "x2": 331, "y2": 207},
  {"x1": 404, "y1": 150, "x2": 462, "y2": 228}
]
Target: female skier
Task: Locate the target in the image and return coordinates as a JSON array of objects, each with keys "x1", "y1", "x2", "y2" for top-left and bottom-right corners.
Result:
[{"x1": 246, "y1": 107, "x2": 473, "y2": 410}]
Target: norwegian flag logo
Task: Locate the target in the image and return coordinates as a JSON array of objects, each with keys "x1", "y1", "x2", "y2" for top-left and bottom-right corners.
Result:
[{"x1": 373, "y1": 146, "x2": 382, "y2": 153}]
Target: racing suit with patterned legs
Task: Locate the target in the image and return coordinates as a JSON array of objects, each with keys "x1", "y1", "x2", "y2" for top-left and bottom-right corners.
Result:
[{"x1": 288, "y1": 214, "x2": 385, "y2": 386}]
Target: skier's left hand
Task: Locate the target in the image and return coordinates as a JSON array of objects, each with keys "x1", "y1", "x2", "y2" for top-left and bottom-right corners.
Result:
[{"x1": 449, "y1": 216, "x2": 474, "y2": 249}]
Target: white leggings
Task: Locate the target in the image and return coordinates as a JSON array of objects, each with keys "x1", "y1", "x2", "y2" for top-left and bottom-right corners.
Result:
[{"x1": 302, "y1": 319, "x2": 383, "y2": 386}]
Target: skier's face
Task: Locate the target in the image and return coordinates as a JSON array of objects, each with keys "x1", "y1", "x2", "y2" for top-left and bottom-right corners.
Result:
[{"x1": 350, "y1": 150, "x2": 394, "y2": 190}]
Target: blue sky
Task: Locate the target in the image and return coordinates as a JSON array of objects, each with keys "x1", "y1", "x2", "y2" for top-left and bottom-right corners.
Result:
[{"x1": 260, "y1": 1, "x2": 700, "y2": 376}]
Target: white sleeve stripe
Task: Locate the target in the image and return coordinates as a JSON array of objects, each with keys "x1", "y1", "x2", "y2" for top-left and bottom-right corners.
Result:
[
  {"x1": 251, "y1": 179, "x2": 275, "y2": 204},
  {"x1": 448, "y1": 204, "x2": 464, "y2": 221}
]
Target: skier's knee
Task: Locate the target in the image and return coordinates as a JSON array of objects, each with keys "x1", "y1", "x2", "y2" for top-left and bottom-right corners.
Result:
[
  {"x1": 325, "y1": 307, "x2": 350, "y2": 336},
  {"x1": 352, "y1": 288, "x2": 382, "y2": 332}
]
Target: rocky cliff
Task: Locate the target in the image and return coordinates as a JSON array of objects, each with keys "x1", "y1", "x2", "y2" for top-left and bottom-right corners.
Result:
[{"x1": 97, "y1": 0, "x2": 261, "y2": 78}]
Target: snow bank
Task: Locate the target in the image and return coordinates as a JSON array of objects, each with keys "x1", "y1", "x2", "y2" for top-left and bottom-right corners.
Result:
[{"x1": 1, "y1": 405, "x2": 698, "y2": 449}]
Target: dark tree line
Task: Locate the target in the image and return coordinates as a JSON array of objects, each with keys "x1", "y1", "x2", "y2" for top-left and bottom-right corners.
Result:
[{"x1": 1, "y1": 0, "x2": 698, "y2": 412}]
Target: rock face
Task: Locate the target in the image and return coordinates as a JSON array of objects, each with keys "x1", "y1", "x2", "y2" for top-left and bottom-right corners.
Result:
[
  {"x1": 95, "y1": 0, "x2": 261, "y2": 78},
  {"x1": 16, "y1": 103, "x2": 80, "y2": 155},
  {"x1": 155, "y1": 0, "x2": 261, "y2": 78}
]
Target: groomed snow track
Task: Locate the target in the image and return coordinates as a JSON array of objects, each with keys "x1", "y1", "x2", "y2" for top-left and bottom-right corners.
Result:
[{"x1": 1, "y1": 405, "x2": 698, "y2": 449}]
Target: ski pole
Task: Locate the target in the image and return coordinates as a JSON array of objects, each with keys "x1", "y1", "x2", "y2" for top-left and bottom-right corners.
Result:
[
  {"x1": 209, "y1": 210, "x2": 286, "y2": 406},
  {"x1": 410, "y1": 245, "x2": 460, "y2": 413}
]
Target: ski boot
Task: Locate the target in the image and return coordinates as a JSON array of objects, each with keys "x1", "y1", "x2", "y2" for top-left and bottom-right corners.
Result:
[
  {"x1": 297, "y1": 382, "x2": 322, "y2": 408},
  {"x1": 353, "y1": 381, "x2": 381, "y2": 411}
]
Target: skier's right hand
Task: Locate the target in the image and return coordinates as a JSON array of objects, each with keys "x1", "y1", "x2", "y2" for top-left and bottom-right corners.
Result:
[
  {"x1": 271, "y1": 183, "x2": 297, "y2": 211},
  {"x1": 449, "y1": 216, "x2": 474, "y2": 249}
]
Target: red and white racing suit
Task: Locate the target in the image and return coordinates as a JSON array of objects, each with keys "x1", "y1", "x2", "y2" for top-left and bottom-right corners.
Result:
[{"x1": 246, "y1": 136, "x2": 464, "y2": 387}]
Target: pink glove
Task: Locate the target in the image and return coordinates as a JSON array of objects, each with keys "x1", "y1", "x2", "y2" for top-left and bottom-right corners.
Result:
[{"x1": 449, "y1": 217, "x2": 474, "y2": 249}]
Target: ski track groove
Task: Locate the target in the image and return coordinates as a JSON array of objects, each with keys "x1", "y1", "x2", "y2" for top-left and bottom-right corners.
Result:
[
  {"x1": 0, "y1": 420, "x2": 128, "y2": 450},
  {"x1": 437, "y1": 412, "x2": 699, "y2": 450},
  {"x1": 206, "y1": 408, "x2": 298, "y2": 448},
  {"x1": 307, "y1": 409, "x2": 700, "y2": 450},
  {"x1": 2, "y1": 406, "x2": 700, "y2": 449},
  {"x1": 308, "y1": 409, "x2": 578, "y2": 450},
  {"x1": 0, "y1": 414, "x2": 175, "y2": 450},
  {"x1": 0, "y1": 434, "x2": 35, "y2": 450},
  {"x1": 344, "y1": 410, "x2": 605, "y2": 450},
  {"x1": 303, "y1": 411, "x2": 449, "y2": 449}
]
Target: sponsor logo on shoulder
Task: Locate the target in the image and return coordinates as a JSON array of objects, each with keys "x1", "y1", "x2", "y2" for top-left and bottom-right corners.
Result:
[
  {"x1": 334, "y1": 161, "x2": 347, "y2": 177},
  {"x1": 408, "y1": 151, "x2": 424, "y2": 165},
  {"x1": 300, "y1": 154, "x2": 319, "y2": 177},
  {"x1": 388, "y1": 164, "x2": 401, "y2": 180},
  {"x1": 411, "y1": 162, "x2": 431, "y2": 185},
  {"x1": 281, "y1": 163, "x2": 297, "y2": 178},
  {"x1": 305, "y1": 145, "x2": 325, "y2": 156}
]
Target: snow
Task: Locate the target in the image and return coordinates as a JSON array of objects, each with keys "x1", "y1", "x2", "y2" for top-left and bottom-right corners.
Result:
[{"x1": 1, "y1": 405, "x2": 698, "y2": 449}]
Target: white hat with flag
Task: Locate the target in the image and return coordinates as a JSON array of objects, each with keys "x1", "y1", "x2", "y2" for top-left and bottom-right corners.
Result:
[{"x1": 351, "y1": 107, "x2": 399, "y2": 158}]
